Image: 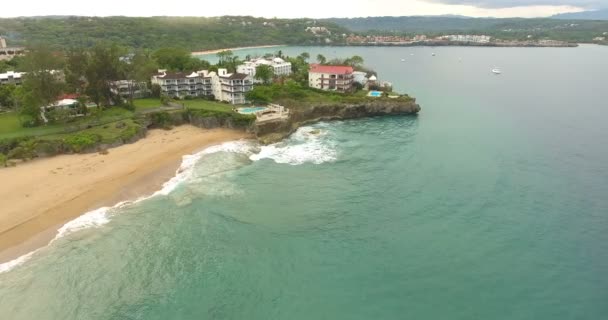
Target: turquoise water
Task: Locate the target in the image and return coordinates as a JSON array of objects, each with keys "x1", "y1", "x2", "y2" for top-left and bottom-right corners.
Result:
[
  {"x1": 238, "y1": 106, "x2": 267, "y2": 114},
  {"x1": 368, "y1": 90, "x2": 382, "y2": 97},
  {"x1": 1, "y1": 45, "x2": 608, "y2": 319}
]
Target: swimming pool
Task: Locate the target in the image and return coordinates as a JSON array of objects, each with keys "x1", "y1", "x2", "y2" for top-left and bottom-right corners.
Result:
[
  {"x1": 368, "y1": 91, "x2": 382, "y2": 97},
  {"x1": 237, "y1": 106, "x2": 267, "y2": 114}
]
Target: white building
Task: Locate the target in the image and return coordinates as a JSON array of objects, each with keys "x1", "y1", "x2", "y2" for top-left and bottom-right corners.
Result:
[
  {"x1": 151, "y1": 70, "x2": 214, "y2": 98},
  {"x1": 0, "y1": 37, "x2": 25, "y2": 61},
  {"x1": 151, "y1": 69, "x2": 253, "y2": 104},
  {"x1": 237, "y1": 57, "x2": 292, "y2": 83},
  {"x1": 214, "y1": 69, "x2": 253, "y2": 105},
  {"x1": 111, "y1": 80, "x2": 150, "y2": 99},
  {"x1": 447, "y1": 35, "x2": 491, "y2": 43},
  {"x1": 308, "y1": 64, "x2": 354, "y2": 92},
  {"x1": 352, "y1": 71, "x2": 368, "y2": 85},
  {"x1": 0, "y1": 71, "x2": 25, "y2": 86}
]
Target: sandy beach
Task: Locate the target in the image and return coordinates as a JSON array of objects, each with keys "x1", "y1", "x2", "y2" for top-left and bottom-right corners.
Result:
[
  {"x1": 191, "y1": 44, "x2": 286, "y2": 55},
  {"x1": 0, "y1": 125, "x2": 252, "y2": 263}
]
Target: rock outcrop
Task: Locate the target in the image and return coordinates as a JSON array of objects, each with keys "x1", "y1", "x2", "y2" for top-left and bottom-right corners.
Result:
[{"x1": 255, "y1": 98, "x2": 421, "y2": 144}]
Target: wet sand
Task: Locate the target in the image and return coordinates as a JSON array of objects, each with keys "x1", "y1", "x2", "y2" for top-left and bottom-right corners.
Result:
[{"x1": 0, "y1": 126, "x2": 252, "y2": 263}]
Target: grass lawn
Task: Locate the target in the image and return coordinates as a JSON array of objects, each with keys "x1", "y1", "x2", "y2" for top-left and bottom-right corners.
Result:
[
  {"x1": 0, "y1": 108, "x2": 134, "y2": 140},
  {"x1": 133, "y1": 98, "x2": 163, "y2": 112},
  {"x1": 0, "y1": 112, "x2": 24, "y2": 135},
  {"x1": 181, "y1": 100, "x2": 235, "y2": 113}
]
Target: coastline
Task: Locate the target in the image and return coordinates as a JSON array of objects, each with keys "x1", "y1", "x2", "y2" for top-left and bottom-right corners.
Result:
[
  {"x1": 191, "y1": 44, "x2": 286, "y2": 56},
  {"x1": 0, "y1": 125, "x2": 252, "y2": 264}
]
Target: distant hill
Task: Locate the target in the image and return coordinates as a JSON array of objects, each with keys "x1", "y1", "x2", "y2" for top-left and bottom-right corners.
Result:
[
  {"x1": 551, "y1": 9, "x2": 608, "y2": 20},
  {"x1": 324, "y1": 16, "x2": 608, "y2": 42},
  {"x1": 0, "y1": 16, "x2": 348, "y2": 50}
]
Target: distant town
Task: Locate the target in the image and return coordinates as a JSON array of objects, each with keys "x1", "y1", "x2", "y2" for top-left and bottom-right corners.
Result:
[{"x1": 343, "y1": 34, "x2": 578, "y2": 47}]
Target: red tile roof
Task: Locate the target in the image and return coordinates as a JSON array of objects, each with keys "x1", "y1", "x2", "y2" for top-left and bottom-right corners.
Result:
[
  {"x1": 309, "y1": 64, "x2": 354, "y2": 75},
  {"x1": 58, "y1": 93, "x2": 79, "y2": 100}
]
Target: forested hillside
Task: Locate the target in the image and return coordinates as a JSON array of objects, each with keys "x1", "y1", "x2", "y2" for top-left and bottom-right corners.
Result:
[
  {"x1": 325, "y1": 16, "x2": 608, "y2": 42},
  {"x1": 0, "y1": 16, "x2": 348, "y2": 50}
]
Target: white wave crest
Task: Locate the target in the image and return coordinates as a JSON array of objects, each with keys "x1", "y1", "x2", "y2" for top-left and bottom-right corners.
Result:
[
  {"x1": 250, "y1": 127, "x2": 337, "y2": 165},
  {"x1": 0, "y1": 251, "x2": 35, "y2": 274},
  {"x1": 0, "y1": 139, "x2": 255, "y2": 274}
]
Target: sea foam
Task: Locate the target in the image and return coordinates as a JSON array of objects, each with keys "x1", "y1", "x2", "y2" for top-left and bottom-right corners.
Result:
[
  {"x1": 250, "y1": 126, "x2": 337, "y2": 165},
  {"x1": 0, "y1": 139, "x2": 255, "y2": 274}
]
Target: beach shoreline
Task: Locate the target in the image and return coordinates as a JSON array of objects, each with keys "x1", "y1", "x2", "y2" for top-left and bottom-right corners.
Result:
[
  {"x1": 0, "y1": 125, "x2": 253, "y2": 265},
  {"x1": 191, "y1": 44, "x2": 286, "y2": 56}
]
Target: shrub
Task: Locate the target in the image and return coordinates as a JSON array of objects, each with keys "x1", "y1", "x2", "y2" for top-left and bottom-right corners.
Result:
[
  {"x1": 148, "y1": 112, "x2": 173, "y2": 129},
  {"x1": 64, "y1": 132, "x2": 101, "y2": 153},
  {"x1": 8, "y1": 139, "x2": 38, "y2": 160},
  {"x1": 0, "y1": 153, "x2": 7, "y2": 167}
]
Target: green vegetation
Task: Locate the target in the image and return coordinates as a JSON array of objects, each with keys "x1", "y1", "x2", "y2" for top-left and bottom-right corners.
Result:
[
  {"x1": 246, "y1": 82, "x2": 413, "y2": 109},
  {"x1": 152, "y1": 47, "x2": 209, "y2": 71},
  {"x1": 133, "y1": 98, "x2": 163, "y2": 112},
  {"x1": 0, "y1": 107, "x2": 133, "y2": 140},
  {"x1": 0, "y1": 16, "x2": 347, "y2": 50},
  {"x1": 0, "y1": 153, "x2": 7, "y2": 167},
  {"x1": 254, "y1": 65, "x2": 274, "y2": 84},
  {"x1": 325, "y1": 16, "x2": 608, "y2": 43}
]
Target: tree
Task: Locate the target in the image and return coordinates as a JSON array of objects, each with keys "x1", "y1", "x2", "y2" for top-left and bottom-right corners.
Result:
[
  {"x1": 349, "y1": 55, "x2": 364, "y2": 67},
  {"x1": 255, "y1": 65, "x2": 274, "y2": 84},
  {"x1": 17, "y1": 45, "x2": 64, "y2": 125},
  {"x1": 0, "y1": 84, "x2": 17, "y2": 109},
  {"x1": 216, "y1": 50, "x2": 234, "y2": 65},
  {"x1": 65, "y1": 48, "x2": 90, "y2": 93},
  {"x1": 316, "y1": 54, "x2": 327, "y2": 64},
  {"x1": 153, "y1": 47, "x2": 191, "y2": 71},
  {"x1": 85, "y1": 43, "x2": 125, "y2": 107},
  {"x1": 298, "y1": 52, "x2": 310, "y2": 61}
]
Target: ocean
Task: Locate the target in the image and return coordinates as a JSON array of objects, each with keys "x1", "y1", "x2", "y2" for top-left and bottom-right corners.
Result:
[{"x1": 1, "y1": 45, "x2": 607, "y2": 319}]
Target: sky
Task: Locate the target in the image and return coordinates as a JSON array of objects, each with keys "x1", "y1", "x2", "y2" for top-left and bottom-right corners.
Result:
[{"x1": 0, "y1": 0, "x2": 606, "y2": 18}]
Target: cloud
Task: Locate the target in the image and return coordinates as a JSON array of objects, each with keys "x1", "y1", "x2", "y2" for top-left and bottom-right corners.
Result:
[{"x1": 425, "y1": 0, "x2": 606, "y2": 9}]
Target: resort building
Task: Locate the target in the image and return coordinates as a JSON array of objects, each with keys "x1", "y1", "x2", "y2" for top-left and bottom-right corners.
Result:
[
  {"x1": 352, "y1": 71, "x2": 369, "y2": 85},
  {"x1": 237, "y1": 57, "x2": 292, "y2": 82},
  {"x1": 308, "y1": 64, "x2": 354, "y2": 92},
  {"x1": 0, "y1": 71, "x2": 25, "y2": 86},
  {"x1": 151, "y1": 70, "x2": 214, "y2": 99},
  {"x1": 151, "y1": 69, "x2": 253, "y2": 104},
  {"x1": 0, "y1": 36, "x2": 25, "y2": 61},
  {"x1": 111, "y1": 80, "x2": 150, "y2": 99},
  {"x1": 445, "y1": 35, "x2": 491, "y2": 43},
  {"x1": 214, "y1": 68, "x2": 253, "y2": 105}
]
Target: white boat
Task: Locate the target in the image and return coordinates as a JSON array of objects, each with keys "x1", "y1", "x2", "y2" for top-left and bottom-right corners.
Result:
[
  {"x1": 431, "y1": 53, "x2": 436, "y2": 56},
  {"x1": 401, "y1": 58, "x2": 405, "y2": 62},
  {"x1": 410, "y1": 53, "x2": 414, "y2": 56},
  {"x1": 492, "y1": 68, "x2": 501, "y2": 74}
]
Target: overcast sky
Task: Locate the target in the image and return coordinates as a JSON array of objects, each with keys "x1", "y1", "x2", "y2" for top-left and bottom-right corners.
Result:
[{"x1": 1, "y1": 0, "x2": 606, "y2": 18}]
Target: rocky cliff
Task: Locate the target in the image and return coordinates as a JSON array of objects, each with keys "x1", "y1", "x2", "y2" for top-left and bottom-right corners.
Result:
[{"x1": 255, "y1": 98, "x2": 421, "y2": 144}]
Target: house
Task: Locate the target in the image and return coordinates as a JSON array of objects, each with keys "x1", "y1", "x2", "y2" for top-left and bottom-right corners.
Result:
[
  {"x1": 214, "y1": 69, "x2": 253, "y2": 105},
  {"x1": 237, "y1": 57, "x2": 292, "y2": 82},
  {"x1": 151, "y1": 70, "x2": 214, "y2": 99},
  {"x1": 0, "y1": 71, "x2": 25, "y2": 86},
  {"x1": 111, "y1": 80, "x2": 150, "y2": 99},
  {"x1": 308, "y1": 64, "x2": 354, "y2": 92}
]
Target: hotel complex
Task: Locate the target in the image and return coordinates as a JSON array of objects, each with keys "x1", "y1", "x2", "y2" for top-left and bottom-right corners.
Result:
[
  {"x1": 308, "y1": 64, "x2": 354, "y2": 92},
  {"x1": 237, "y1": 57, "x2": 292, "y2": 82},
  {"x1": 151, "y1": 68, "x2": 253, "y2": 104},
  {"x1": 0, "y1": 71, "x2": 25, "y2": 86}
]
